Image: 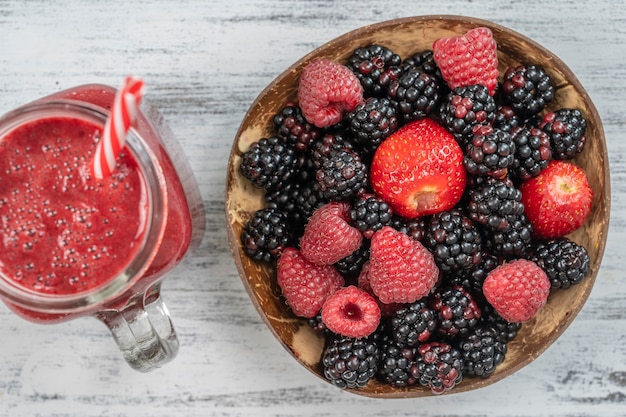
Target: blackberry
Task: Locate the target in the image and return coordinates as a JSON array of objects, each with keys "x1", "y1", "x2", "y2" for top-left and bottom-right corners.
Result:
[
  {"x1": 295, "y1": 180, "x2": 327, "y2": 219},
  {"x1": 349, "y1": 194, "x2": 393, "y2": 239},
  {"x1": 346, "y1": 44, "x2": 402, "y2": 98},
  {"x1": 240, "y1": 208, "x2": 294, "y2": 263},
  {"x1": 389, "y1": 300, "x2": 438, "y2": 346},
  {"x1": 378, "y1": 335, "x2": 419, "y2": 387},
  {"x1": 272, "y1": 102, "x2": 322, "y2": 153},
  {"x1": 484, "y1": 213, "x2": 533, "y2": 259},
  {"x1": 501, "y1": 65, "x2": 554, "y2": 118},
  {"x1": 480, "y1": 304, "x2": 522, "y2": 344},
  {"x1": 322, "y1": 333, "x2": 381, "y2": 389},
  {"x1": 493, "y1": 105, "x2": 525, "y2": 134},
  {"x1": 310, "y1": 132, "x2": 356, "y2": 169},
  {"x1": 530, "y1": 238, "x2": 590, "y2": 290},
  {"x1": 389, "y1": 215, "x2": 427, "y2": 242},
  {"x1": 423, "y1": 209, "x2": 483, "y2": 274},
  {"x1": 334, "y1": 241, "x2": 370, "y2": 277},
  {"x1": 457, "y1": 326, "x2": 506, "y2": 378},
  {"x1": 400, "y1": 50, "x2": 442, "y2": 82},
  {"x1": 387, "y1": 69, "x2": 441, "y2": 123},
  {"x1": 307, "y1": 313, "x2": 330, "y2": 335},
  {"x1": 539, "y1": 108, "x2": 587, "y2": 160},
  {"x1": 415, "y1": 342, "x2": 463, "y2": 394},
  {"x1": 510, "y1": 127, "x2": 552, "y2": 181},
  {"x1": 467, "y1": 177, "x2": 525, "y2": 232},
  {"x1": 439, "y1": 84, "x2": 497, "y2": 144},
  {"x1": 463, "y1": 125, "x2": 516, "y2": 179},
  {"x1": 429, "y1": 286, "x2": 481, "y2": 339},
  {"x1": 346, "y1": 97, "x2": 399, "y2": 158},
  {"x1": 239, "y1": 137, "x2": 298, "y2": 191},
  {"x1": 446, "y1": 253, "x2": 499, "y2": 296},
  {"x1": 265, "y1": 181, "x2": 306, "y2": 231},
  {"x1": 315, "y1": 148, "x2": 368, "y2": 201}
]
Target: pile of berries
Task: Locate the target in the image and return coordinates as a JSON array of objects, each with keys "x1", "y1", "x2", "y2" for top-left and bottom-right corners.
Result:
[{"x1": 238, "y1": 26, "x2": 593, "y2": 394}]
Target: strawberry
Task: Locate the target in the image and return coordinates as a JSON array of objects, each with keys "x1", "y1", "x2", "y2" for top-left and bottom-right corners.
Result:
[
  {"x1": 297, "y1": 58, "x2": 364, "y2": 128},
  {"x1": 432, "y1": 27, "x2": 499, "y2": 96},
  {"x1": 370, "y1": 118, "x2": 466, "y2": 218},
  {"x1": 300, "y1": 201, "x2": 363, "y2": 265},
  {"x1": 368, "y1": 226, "x2": 439, "y2": 304},
  {"x1": 277, "y1": 247, "x2": 345, "y2": 318},
  {"x1": 482, "y1": 259, "x2": 551, "y2": 322},
  {"x1": 520, "y1": 160, "x2": 593, "y2": 239},
  {"x1": 321, "y1": 285, "x2": 381, "y2": 338}
]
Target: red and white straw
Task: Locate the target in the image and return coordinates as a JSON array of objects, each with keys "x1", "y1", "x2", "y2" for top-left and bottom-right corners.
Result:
[{"x1": 92, "y1": 76, "x2": 145, "y2": 179}]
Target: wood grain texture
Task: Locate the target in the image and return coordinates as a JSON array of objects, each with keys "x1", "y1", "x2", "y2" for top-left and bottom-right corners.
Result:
[{"x1": 0, "y1": 0, "x2": 625, "y2": 416}]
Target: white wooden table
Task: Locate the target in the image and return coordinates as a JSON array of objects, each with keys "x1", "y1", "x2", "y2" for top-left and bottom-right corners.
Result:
[{"x1": 1, "y1": 1, "x2": 624, "y2": 416}]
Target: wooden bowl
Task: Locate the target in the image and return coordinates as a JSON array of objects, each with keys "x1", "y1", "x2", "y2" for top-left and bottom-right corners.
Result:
[{"x1": 225, "y1": 15, "x2": 610, "y2": 398}]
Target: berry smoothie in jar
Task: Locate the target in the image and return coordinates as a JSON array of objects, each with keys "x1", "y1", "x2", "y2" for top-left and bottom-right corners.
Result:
[{"x1": 0, "y1": 83, "x2": 204, "y2": 371}]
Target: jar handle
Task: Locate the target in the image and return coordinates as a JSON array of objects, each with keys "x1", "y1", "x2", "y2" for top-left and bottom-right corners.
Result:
[{"x1": 95, "y1": 283, "x2": 179, "y2": 372}]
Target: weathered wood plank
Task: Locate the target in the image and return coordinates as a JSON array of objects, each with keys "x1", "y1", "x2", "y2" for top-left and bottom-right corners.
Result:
[{"x1": 0, "y1": 0, "x2": 625, "y2": 416}]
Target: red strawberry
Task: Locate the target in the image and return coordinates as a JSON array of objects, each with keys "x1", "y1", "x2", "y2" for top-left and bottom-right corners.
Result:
[
  {"x1": 520, "y1": 160, "x2": 593, "y2": 239},
  {"x1": 277, "y1": 247, "x2": 344, "y2": 318},
  {"x1": 321, "y1": 285, "x2": 381, "y2": 338},
  {"x1": 482, "y1": 259, "x2": 551, "y2": 322},
  {"x1": 300, "y1": 201, "x2": 363, "y2": 265},
  {"x1": 368, "y1": 226, "x2": 439, "y2": 304},
  {"x1": 432, "y1": 27, "x2": 499, "y2": 95},
  {"x1": 297, "y1": 58, "x2": 364, "y2": 128},
  {"x1": 370, "y1": 118, "x2": 466, "y2": 218}
]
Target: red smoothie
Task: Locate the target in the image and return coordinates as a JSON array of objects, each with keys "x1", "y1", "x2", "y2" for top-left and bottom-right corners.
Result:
[
  {"x1": 0, "y1": 116, "x2": 147, "y2": 295},
  {"x1": 0, "y1": 87, "x2": 200, "y2": 325}
]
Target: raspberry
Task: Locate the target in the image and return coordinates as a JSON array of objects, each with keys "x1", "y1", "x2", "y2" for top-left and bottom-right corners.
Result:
[
  {"x1": 368, "y1": 226, "x2": 439, "y2": 304},
  {"x1": 432, "y1": 27, "x2": 499, "y2": 95},
  {"x1": 482, "y1": 259, "x2": 551, "y2": 322},
  {"x1": 321, "y1": 285, "x2": 381, "y2": 338},
  {"x1": 357, "y1": 261, "x2": 403, "y2": 317},
  {"x1": 300, "y1": 202, "x2": 363, "y2": 265},
  {"x1": 297, "y1": 58, "x2": 364, "y2": 128},
  {"x1": 277, "y1": 247, "x2": 345, "y2": 318}
]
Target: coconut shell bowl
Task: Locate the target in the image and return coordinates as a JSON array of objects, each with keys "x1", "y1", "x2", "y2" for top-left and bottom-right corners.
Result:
[{"x1": 225, "y1": 15, "x2": 610, "y2": 398}]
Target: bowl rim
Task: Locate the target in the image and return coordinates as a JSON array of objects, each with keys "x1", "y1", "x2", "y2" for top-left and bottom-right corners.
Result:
[{"x1": 225, "y1": 14, "x2": 611, "y2": 398}]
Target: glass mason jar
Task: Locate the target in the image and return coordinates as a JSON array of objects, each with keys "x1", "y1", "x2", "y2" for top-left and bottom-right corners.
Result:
[{"x1": 0, "y1": 84, "x2": 205, "y2": 372}]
